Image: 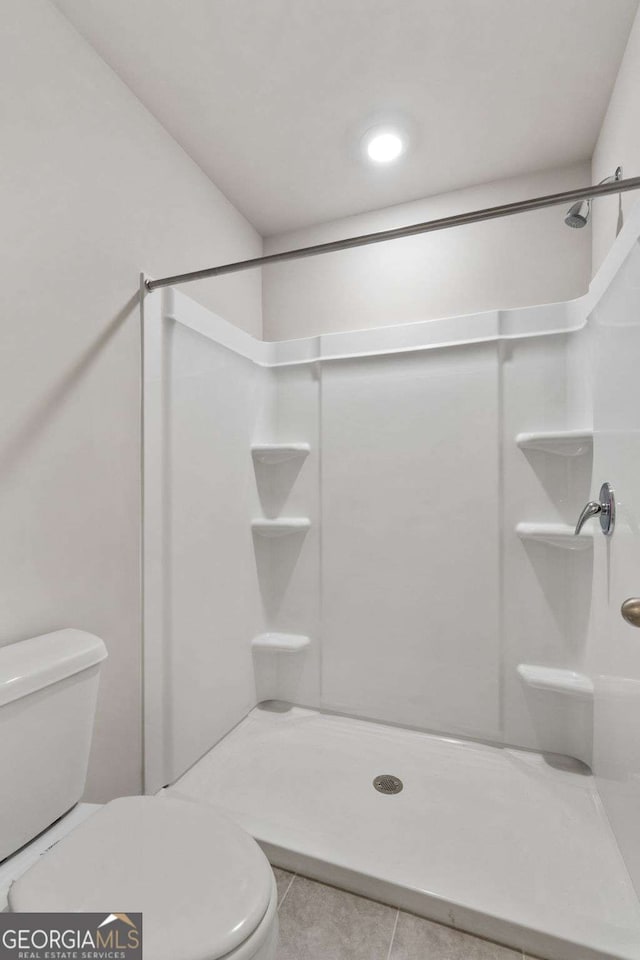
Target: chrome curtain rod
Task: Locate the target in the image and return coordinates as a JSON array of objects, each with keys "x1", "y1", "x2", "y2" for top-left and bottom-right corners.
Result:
[{"x1": 145, "y1": 176, "x2": 640, "y2": 291}]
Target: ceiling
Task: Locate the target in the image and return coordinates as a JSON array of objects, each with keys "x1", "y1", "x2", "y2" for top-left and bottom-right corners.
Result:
[{"x1": 53, "y1": 0, "x2": 639, "y2": 236}]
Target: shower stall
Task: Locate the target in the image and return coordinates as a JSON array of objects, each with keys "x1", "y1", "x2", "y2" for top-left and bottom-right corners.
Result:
[{"x1": 142, "y1": 197, "x2": 640, "y2": 960}]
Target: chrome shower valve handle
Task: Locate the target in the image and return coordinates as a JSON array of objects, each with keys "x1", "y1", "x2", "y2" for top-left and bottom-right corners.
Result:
[
  {"x1": 575, "y1": 500, "x2": 602, "y2": 533},
  {"x1": 575, "y1": 482, "x2": 615, "y2": 536}
]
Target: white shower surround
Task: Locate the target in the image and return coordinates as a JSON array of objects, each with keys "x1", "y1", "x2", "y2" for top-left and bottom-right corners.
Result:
[
  {"x1": 143, "y1": 291, "x2": 579, "y2": 779},
  {"x1": 143, "y1": 203, "x2": 640, "y2": 955},
  {"x1": 144, "y1": 265, "x2": 596, "y2": 764}
]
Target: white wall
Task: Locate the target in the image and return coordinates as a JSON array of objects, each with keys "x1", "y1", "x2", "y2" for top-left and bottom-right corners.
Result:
[
  {"x1": 0, "y1": 0, "x2": 262, "y2": 801},
  {"x1": 262, "y1": 164, "x2": 591, "y2": 341},
  {"x1": 592, "y1": 4, "x2": 640, "y2": 274}
]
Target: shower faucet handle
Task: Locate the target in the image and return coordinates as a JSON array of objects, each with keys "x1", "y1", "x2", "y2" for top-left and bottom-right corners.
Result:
[
  {"x1": 574, "y1": 482, "x2": 615, "y2": 536},
  {"x1": 574, "y1": 500, "x2": 601, "y2": 534}
]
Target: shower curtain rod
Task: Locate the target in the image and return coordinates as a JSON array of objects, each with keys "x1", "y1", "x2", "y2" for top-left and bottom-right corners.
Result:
[{"x1": 145, "y1": 175, "x2": 640, "y2": 291}]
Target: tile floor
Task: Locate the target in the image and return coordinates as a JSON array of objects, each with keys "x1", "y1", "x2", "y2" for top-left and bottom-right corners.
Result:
[{"x1": 272, "y1": 867, "x2": 540, "y2": 960}]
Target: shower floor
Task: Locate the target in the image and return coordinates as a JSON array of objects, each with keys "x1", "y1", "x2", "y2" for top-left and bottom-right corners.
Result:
[{"x1": 167, "y1": 704, "x2": 640, "y2": 960}]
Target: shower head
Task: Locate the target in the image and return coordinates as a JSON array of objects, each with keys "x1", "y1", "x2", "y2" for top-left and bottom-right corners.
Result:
[
  {"x1": 564, "y1": 199, "x2": 591, "y2": 228},
  {"x1": 564, "y1": 166, "x2": 622, "y2": 229}
]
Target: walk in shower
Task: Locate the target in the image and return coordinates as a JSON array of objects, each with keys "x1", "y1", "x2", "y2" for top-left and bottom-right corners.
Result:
[{"x1": 142, "y1": 195, "x2": 640, "y2": 960}]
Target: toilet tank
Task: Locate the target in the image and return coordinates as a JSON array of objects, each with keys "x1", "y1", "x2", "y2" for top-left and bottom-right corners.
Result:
[{"x1": 0, "y1": 629, "x2": 107, "y2": 861}]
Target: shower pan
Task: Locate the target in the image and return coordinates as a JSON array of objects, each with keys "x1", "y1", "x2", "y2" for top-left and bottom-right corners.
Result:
[{"x1": 142, "y1": 201, "x2": 640, "y2": 960}]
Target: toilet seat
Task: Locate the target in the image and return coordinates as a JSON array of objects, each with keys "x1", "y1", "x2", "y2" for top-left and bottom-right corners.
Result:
[{"x1": 9, "y1": 795, "x2": 277, "y2": 960}]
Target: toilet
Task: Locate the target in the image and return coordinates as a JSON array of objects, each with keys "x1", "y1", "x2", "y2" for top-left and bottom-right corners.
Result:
[{"x1": 0, "y1": 629, "x2": 278, "y2": 960}]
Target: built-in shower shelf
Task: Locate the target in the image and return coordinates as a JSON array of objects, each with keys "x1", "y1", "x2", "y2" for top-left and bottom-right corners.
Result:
[
  {"x1": 251, "y1": 443, "x2": 310, "y2": 464},
  {"x1": 516, "y1": 430, "x2": 593, "y2": 456},
  {"x1": 517, "y1": 664, "x2": 594, "y2": 698},
  {"x1": 516, "y1": 522, "x2": 593, "y2": 551},
  {"x1": 252, "y1": 633, "x2": 310, "y2": 653},
  {"x1": 251, "y1": 518, "x2": 311, "y2": 538}
]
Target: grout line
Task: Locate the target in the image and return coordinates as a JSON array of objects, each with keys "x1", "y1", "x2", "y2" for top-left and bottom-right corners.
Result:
[
  {"x1": 278, "y1": 872, "x2": 297, "y2": 909},
  {"x1": 385, "y1": 909, "x2": 400, "y2": 960}
]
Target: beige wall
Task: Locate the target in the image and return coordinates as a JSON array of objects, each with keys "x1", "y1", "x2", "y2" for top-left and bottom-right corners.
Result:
[
  {"x1": 262, "y1": 163, "x2": 591, "y2": 341},
  {"x1": 592, "y1": 5, "x2": 640, "y2": 274},
  {"x1": 0, "y1": 0, "x2": 262, "y2": 801}
]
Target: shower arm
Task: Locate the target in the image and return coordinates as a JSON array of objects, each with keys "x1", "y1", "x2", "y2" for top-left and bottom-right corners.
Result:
[
  {"x1": 145, "y1": 175, "x2": 640, "y2": 292},
  {"x1": 584, "y1": 167, "x2": 624, "y2": 213},
  {"x1": 598, "y1": 167, "x2": 623, "y2": 189}
]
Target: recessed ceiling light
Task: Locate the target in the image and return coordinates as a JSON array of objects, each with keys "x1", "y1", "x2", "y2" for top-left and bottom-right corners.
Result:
[{"x1": 364, "y1": 127, "x2": 405, "y2": 164}]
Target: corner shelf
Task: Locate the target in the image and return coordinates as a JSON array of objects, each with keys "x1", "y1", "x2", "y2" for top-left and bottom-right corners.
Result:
[
  {"x1": 516, "y1": 522, "x2": 593, "y2": 551},
  {"x1": 251, "y1": 518, "x2": 311, "y2": 538},
  {"x1": 517, "y1": 664, "x2": 593, "y2": 698},
  {"x1": 252, "y1": 633, "x2": 310, "y2": 653},
  {"x1": 515, "y1": 430, "x2": 592, "y2": 457},
  {"x1": 251, "y1": 443, "x2": 310, "y2": 465}
]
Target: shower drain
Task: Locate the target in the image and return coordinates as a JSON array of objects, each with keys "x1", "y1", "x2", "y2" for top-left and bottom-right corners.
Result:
[{"x1": 373, "y1": 774, "x2": 403, "y2": 795}]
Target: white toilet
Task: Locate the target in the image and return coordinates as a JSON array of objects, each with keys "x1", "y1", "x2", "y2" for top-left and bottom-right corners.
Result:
[{"x1": 0, "y1": 629, "x2": 278, "y2": 960}]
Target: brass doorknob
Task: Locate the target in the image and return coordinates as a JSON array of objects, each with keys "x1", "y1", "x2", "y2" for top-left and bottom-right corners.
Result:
[{"x1": 621, "y1": 598, "x2": 640, "y2": 627}]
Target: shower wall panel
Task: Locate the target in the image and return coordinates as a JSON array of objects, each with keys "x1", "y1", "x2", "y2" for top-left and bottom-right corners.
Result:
[
  {"x1": 252, "y1": 363, "x2": 321, "y2": 706},
  {"x1": 146, "y1": 284, "x2": 608, "y2": 784},
  {"x1": 144, "y1": 296, "x2": 267, "y2": 790},
  {"x1": 587, "y1": 241, "x2": 640, "y2": 896},
  {"x1": 501, "y1": 332, "x2": 594, "y2": 758},
  {"x1": 320, "y1": 344, "x2": 502, "y2": 741}
]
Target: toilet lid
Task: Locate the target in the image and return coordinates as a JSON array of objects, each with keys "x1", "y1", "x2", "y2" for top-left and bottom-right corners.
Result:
[{"x1": 9, "y1": 796, "x2": 274, "y2": 960}]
